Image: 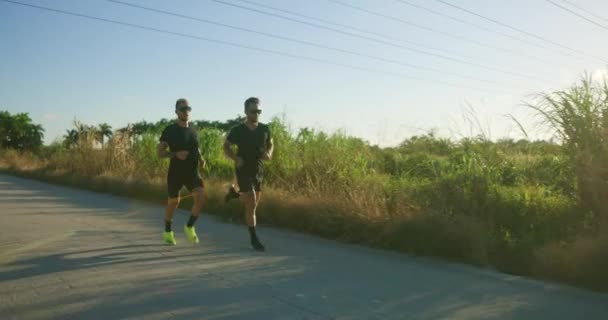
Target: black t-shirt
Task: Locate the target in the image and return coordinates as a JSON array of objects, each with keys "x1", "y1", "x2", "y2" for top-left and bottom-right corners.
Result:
[
  {"x1": 159, "y1": 123, "x2": 200, "y2": 175},
  {"x1": 226, "y1": 122, "x2": 272, "y2": 168}
]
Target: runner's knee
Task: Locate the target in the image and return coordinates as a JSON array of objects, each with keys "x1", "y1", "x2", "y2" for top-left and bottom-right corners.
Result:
[
  {"x1": 192, "y1": 188, "x2": 205, "y2": 205},
  {"x1": 240, "y1": 191, "x2": 255, "y2": 204},
  {"x1": 167, "y1": 197, "x2": 180, "y2": 207}
]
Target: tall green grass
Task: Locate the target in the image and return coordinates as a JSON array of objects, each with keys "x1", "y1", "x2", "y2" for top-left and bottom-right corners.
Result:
[
  {"x1": 1, "y1": 74, "x2": 607, "y2": 291},
  {"x1": 525, "y1": 74, "x2": 608, "y2": 289}
]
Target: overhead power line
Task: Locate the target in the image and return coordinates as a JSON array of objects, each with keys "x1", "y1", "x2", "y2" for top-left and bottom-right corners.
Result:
[
  {"x1": 107, "y1": 0, "x2": 508, "y2": 86},
  {"x1": 0, "y1": 0, "x2": 512, "y2": 94},
  {"x1": 559, "y1": 0, "x2": 608, "y2": 23},
  {"x1": 324, "y1": 0, "x2": 554, "y2": 65},
  {"x1": 392, "y1": 0, "x2": 577, "y2": 59},
  {"x1": 210, "y1": 0, "x2": 546, "y2": 81},
  {"x1": 434, "y1": 0, "x2": 607, "y2": 63},
  {"x1": 232, "y1": 0, "x2": 491, "y2": 64},
  {"x1": 545, "y1": 0, "x2": 608, "y2": 31}
]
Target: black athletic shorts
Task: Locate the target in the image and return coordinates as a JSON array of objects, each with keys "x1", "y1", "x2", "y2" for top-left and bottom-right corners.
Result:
[
  {"x1": 236, "y1": 166, "x2": 262, "y2": 193},
  {"x1": 167, "y1": 171, "x2": 204, "y2": 198}
]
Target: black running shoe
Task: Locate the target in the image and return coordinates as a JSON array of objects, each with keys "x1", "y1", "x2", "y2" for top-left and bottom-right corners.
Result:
[
  {"x1": 251, "y1": 239, "x2": 266, "y2": 252},
  {"x1": 224, "y1": 185, "x2": 240, "y2": 203}
]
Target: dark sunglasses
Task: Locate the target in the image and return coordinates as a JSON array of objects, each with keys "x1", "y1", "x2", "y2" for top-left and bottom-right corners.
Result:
[
  {"x1": 178, "y1": 106, "x2": 192, "y2": 112},
  {"x1": 248, "y1": 109, "x2": 262, "y2": 115}
]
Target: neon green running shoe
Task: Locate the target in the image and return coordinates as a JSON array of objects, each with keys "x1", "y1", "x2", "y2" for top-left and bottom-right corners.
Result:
[
  {"x1": 163, "y1": 231, "x2": 177, "y2": 245},
  {"x1": 184, "y1": 225, "x2": 199, "y2": 244}
]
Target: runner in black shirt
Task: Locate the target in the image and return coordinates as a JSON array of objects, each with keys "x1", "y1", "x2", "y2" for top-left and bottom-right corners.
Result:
[
  {"x1": 224, "y1": 97, "x2": 273, "y2": 251},
  {"x1": 157, "y1": 98, "x2": 205, "y2": 245}
]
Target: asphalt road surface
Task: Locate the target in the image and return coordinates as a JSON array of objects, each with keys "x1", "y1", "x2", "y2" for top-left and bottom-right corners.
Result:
[{"x1": 1, "y1": 174, "x2": 607, "y2": 320}]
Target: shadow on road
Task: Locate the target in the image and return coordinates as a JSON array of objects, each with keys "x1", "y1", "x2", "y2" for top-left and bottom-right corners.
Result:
[{"x1": 2, "y1": 174, "x2": 608, "y2": 319}]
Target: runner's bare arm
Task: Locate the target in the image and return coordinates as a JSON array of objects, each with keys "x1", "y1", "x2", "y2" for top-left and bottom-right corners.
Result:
[
  {"x1": 198, "y1": 148, "x2": 206, "y2": 167},
  {"x1": 265, "y1": 138, "x2": 274, "y2": 159},
  {"x1": 157, "y1": 141, "x2": 174, "y2": 158},
  {"x1": 223, "y1": 139, "x2": 236, "y2": 161},
  {"x1": 263, "y1": 138, "x2": 274, "y2": 160}
]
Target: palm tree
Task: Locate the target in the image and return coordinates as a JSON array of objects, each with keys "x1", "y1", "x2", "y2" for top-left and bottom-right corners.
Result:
[
  {"x1": 64, "y1": 129, "x2": 79, "y2": 148},
  {"x1": 0, "y1": 112, "x2": 45, "y2": 150},
  {"x1": 72, "y1": 121, "x2": 100, "y2": 147},
  {"x1": 26, "y1": 124, "x2": 45, "y2": 149},
  {"x1": 98, "y1": 123, "x2": 113, "y2": 146},
  {"x1": 131, "y1": 121, "x2": 151, "y2": 137}
]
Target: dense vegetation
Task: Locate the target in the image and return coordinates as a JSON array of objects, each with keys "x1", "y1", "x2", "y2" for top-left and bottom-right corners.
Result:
[{"x1": 2, "y1": 75, "x2": 607, "y2": 291}]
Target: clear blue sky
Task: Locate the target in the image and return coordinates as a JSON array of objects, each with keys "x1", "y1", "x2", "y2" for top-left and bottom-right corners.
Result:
[{"x1": 2, "y1": 0, "x2": 607, "y2": 146}]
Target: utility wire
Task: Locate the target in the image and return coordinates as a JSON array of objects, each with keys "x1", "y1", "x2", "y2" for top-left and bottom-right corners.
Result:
[
  {"x1": 0, "y1": 0, "x2": 512, "y2": 94},
  {"x1": 545, "y1": 0, "x2": 608, "y2": 31},
  {"x1": 393, "y1": 0, "x2": 578, "y2": 60},
  {"x1": 107, "y1": 0, "x2": 510, "y2": 86},
  {"x1": 434, "y1": 0, "x2": 607, "y2": 63},
  {"x1": 234, "y1": 0, "x2": 549, "y2": 66},
  {"x1": 559, "y1": 0, "x2": 608, "y2": 23},
  {"x1": 210, "y1": 0, "x2": 546, "y2": 81}
]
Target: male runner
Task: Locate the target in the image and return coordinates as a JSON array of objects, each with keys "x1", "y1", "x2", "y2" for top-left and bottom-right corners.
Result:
[
  {"x1": 223, "y1": 97, "x2": 273, "y2": 251},
  {"x1": 157, "y1": 98, "x2": 205, "y2": 245}
]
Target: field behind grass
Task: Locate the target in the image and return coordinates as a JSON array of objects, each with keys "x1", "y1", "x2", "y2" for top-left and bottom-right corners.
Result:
[{"x1": 2, "y1": 76, "x2": 607, "y2": 291}]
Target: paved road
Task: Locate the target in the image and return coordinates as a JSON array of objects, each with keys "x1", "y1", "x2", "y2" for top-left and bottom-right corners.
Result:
[{"x1": 1, "y1": 174, "x2": 607, "y2": 320}]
